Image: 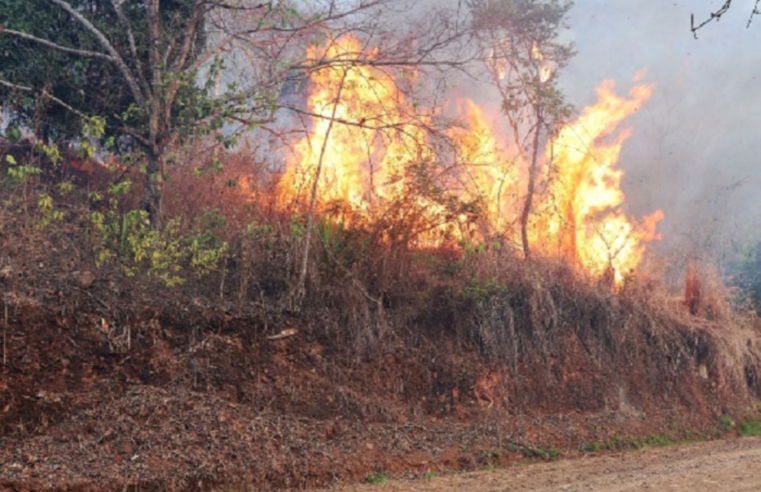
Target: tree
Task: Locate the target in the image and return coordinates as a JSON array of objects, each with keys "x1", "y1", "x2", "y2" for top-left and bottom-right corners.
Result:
[
  {"x1": 471, "y1": 0, "x2": 574, "y2": 258},
  {"x1": 277, "y1": 11, "x2": 475, "y2": 307},
  {"x1": 0, "y1": 0, "x2": 245, "y2": 227},
  {"x1": 0, "y1": 0, "x2": 427, "y2": 228}
]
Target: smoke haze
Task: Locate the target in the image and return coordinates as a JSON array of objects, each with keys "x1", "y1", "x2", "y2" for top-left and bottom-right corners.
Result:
[
  {"x1": 436, "y1": 0, "x2": 760, "y2": 258},
  {"x1": 561, "y1": 1, "x2": 761, "y2": 256}
]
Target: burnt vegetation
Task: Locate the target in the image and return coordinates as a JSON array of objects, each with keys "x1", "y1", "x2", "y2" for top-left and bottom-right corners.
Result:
[{"x1": 0, "y1": 1, "x2": 760, "y2": 491}]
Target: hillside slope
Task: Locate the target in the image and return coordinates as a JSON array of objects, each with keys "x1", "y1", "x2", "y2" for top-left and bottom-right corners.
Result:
[{"x1": 1, "y1": 272, "x2": 760, "y2": 491}]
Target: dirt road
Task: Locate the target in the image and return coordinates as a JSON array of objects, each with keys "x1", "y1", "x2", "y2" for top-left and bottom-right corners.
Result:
[{"x1": 330, "y1": 437, "x2": 761, "y2": 492}]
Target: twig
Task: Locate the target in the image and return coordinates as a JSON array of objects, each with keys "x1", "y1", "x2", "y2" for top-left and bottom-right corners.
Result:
[
  {"x1": 0, "y1": 79, "x2": 90, "y2": 120},
  {"x1": 73, "y1": 286, "x2": 111, "y2": 311},
  {"x1": 294, "y1": 66, "x2": 350, "y2": 307},
  {"x1": 49, "y1": 0, "x2": 145, "y2": 104},
  {"x1": 0, "y1": 27, "x2": 115, "y2": 61},
  {"x1": 750, "y1": 0, "x2": 761, "y2": 28},
  {"x1": 690, "y1": 0, "x2": 761, "y2": 37},
  {"x1": 266, "y1": 328, "x2": 298, "y2": 341},
  {"x1": 3, "y1": 301, "x2": 7, "y2": 366}
]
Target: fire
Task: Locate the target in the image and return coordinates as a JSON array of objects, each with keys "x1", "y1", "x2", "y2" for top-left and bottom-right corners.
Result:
[
  {"x1": 278, "y1": 35, "x2": 663, "y2": 282},
  {"x1": 531, "y1": 42, "x2": 553, "y2": 83},
  {"x1": 534, "y1": 80, "x2": 663, "y2": 282},
  {"x1": 277, "y1": 35, "x2": 442, "y2": 238},
  {"x1": 448, "y1": 99, "x2": 517, "y2": 236}
]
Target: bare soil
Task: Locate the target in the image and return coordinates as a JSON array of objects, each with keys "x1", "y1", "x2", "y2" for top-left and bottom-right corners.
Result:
[
  {"x1": 0, "y1": 289, "x2": 759, "y2": 491},
  {"x1": 331, "y1": 437, "x2": 761, "y2": 492}
]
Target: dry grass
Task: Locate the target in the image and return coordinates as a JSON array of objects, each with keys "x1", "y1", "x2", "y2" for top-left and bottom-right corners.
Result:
[{"x1": 1, "y1": 148, "x2": 760, "y2": 414}]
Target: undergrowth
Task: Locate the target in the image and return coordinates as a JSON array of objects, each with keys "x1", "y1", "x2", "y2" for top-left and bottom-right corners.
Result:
[
  {"x1": 1, "y1": 149, "x2": 760, "y2": 421},
  {"x1": 579, "y1": 431, "x2": 703, "y2": 453},
  {"x1": 365, "y1": 473, "x2": 388, "y2": 484}
]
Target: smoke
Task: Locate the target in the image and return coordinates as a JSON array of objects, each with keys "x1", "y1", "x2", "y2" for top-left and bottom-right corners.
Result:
[
  {"x1": 561, "y1": 1, "x2": 761, "y2": 257},
  {"x1": 215, "y1": 0, "x2": 761, "y2": 260},
  {"x1": 425, "y1": 0, "x2": 761, "y2": 258}
]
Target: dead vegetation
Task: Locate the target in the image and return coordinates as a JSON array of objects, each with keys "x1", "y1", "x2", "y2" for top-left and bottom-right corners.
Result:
[
  {"x1": 0, "y1": 150, "x2": 760, "y2": 491},
  {"x1": 0, "y1": 2, "x2": 759, "y2": 489}
]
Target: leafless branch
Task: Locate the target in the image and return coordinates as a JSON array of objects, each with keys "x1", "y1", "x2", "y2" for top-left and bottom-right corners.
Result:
[
  {"x1": 111, "y1": 113, "x2": 152, "y2": 149},
  {"x1": 109, "y1": 0, "x2": 151, "y2": 94},
  {"x1": 691, "y1": 0, "x2": 761, "y2": 38},
  {"x1": 171, "y1": 0, "x2": 205, "y2": 73},
  {"x1": 211, "y1": 1, "x2": 269, "y2": 11},
  {"x1": 295, "y1": 66, "x2": 350, "y2": 306}
]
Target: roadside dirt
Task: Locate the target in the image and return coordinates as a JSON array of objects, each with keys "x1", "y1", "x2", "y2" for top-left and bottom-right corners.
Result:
[
  {"x1": 330, "y1": 437, "x2": 761, "y2": 492},
  {"x1": 1, "y1": 295, "x2": 759, "y2": 492}
]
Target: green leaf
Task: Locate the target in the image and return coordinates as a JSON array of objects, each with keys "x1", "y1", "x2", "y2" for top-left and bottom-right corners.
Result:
[{"x1": 6, "y1": 127, "x2": 21, "y2": 143}]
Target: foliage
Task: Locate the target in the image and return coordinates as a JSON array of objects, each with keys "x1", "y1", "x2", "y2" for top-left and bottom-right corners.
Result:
[
  {"x1": 727, "y1": 241, "x2": 761, "y2": 315},
  {"x1": 738, "y1": 418, "x2": 761, "y2": 437},
  {"x1": 0, "y1": 0, "x2": 111, "y2": 140},
  {"x1": 472, "y1": 0, "x2": 576, "y2": 133},
  {"x1": 36, "y1": 192, "x2": 63, "y2": 227},
  {"x1": 4, "y1": 158, "x2": 41, "y2": 186},
  {"x1": 0, "y1": 0, "x2": 279, "y2": 227},
  {"x1": 90, "y1": 181, "x2": 227, "y2": 286},
  {"x1": 365, "y1": 473, "x2": 388, "y2": 484}
]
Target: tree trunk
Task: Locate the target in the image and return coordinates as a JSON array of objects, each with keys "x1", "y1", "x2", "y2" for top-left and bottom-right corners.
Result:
[
  {"x1": 145, "y1": 151, "x2": 163, "y2": 230},
  {"x1": 520, "y1": 116, "x2": 543, "y2": 259},
  {"x1": 294, "y1": 68, "x2": 348, "y2": 309},
  {"x1": 145, "y1": 0, "x2": 162, "y2": 230}
]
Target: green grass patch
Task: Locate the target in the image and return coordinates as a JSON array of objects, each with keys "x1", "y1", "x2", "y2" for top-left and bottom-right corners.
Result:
[
  {"x1": 522, "y1": 445, "x2": 560, "y2": 460},
  {"x1": 738, "y1": 418, "x2": 761, "y2": 437},
  {"x1": 580, "y1": 433, "x2": 683, "y2": 453},
  {"x1": 365, "y1": 473, "x2": 389, "y2": 485},
  {"x1": 480, "y1": 449, "x2": 502, "y2": 461},
  {"x1": 579, "y1": 441, "x2": 602, "y2": 452},
  {"x1": 719, "y1": 415, "x2": 734, "y2": 433}
]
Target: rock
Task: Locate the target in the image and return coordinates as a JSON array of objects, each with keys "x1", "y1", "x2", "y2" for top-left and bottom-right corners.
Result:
[{"x1": 77, "y1": 271, "x2": 95, "y2": 288}]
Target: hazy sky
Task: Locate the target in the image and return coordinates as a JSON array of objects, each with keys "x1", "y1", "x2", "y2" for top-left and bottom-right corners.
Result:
[{"x1": 559, "y1": 1, "x2": 761, "y2": 254}]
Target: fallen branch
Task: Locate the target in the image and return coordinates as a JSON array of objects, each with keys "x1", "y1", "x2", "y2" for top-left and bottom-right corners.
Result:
[{"x1": 266, "y1": 328, "x2": 298, "y2": 340}]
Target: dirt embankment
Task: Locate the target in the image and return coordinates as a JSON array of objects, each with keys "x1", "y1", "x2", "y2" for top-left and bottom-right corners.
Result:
[{"x1": 0, "y1": 280, "x2": 760, "y2": 491}]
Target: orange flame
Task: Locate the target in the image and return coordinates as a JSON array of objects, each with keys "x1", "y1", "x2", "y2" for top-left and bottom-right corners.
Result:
[
  {"x1": 278, "y1": 36, "x2": 663, "y2": 281},
  {"x1": 277, "y1": 36, "x2": 436, "y2": 230},
  {"x1": 448, "y1": 99, "x2": 518, "y2": 236},
  {"x1": 534, "y1": 80, "x2": 663, "y2": 282}
]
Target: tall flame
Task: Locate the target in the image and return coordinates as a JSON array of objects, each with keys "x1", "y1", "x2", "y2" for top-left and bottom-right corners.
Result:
[
  {"x1": 278, "y1": 36, "x2": 663, "y2": 281},
  {"x1": 278, "y1": 36, "x2": 431, "y2": 219},
  {"x1": 534, "y1": 80, "x2": 663, "y2": 282},
  {"x1": 448, "y1": 99, "x2": 517, "y2": 236}
]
